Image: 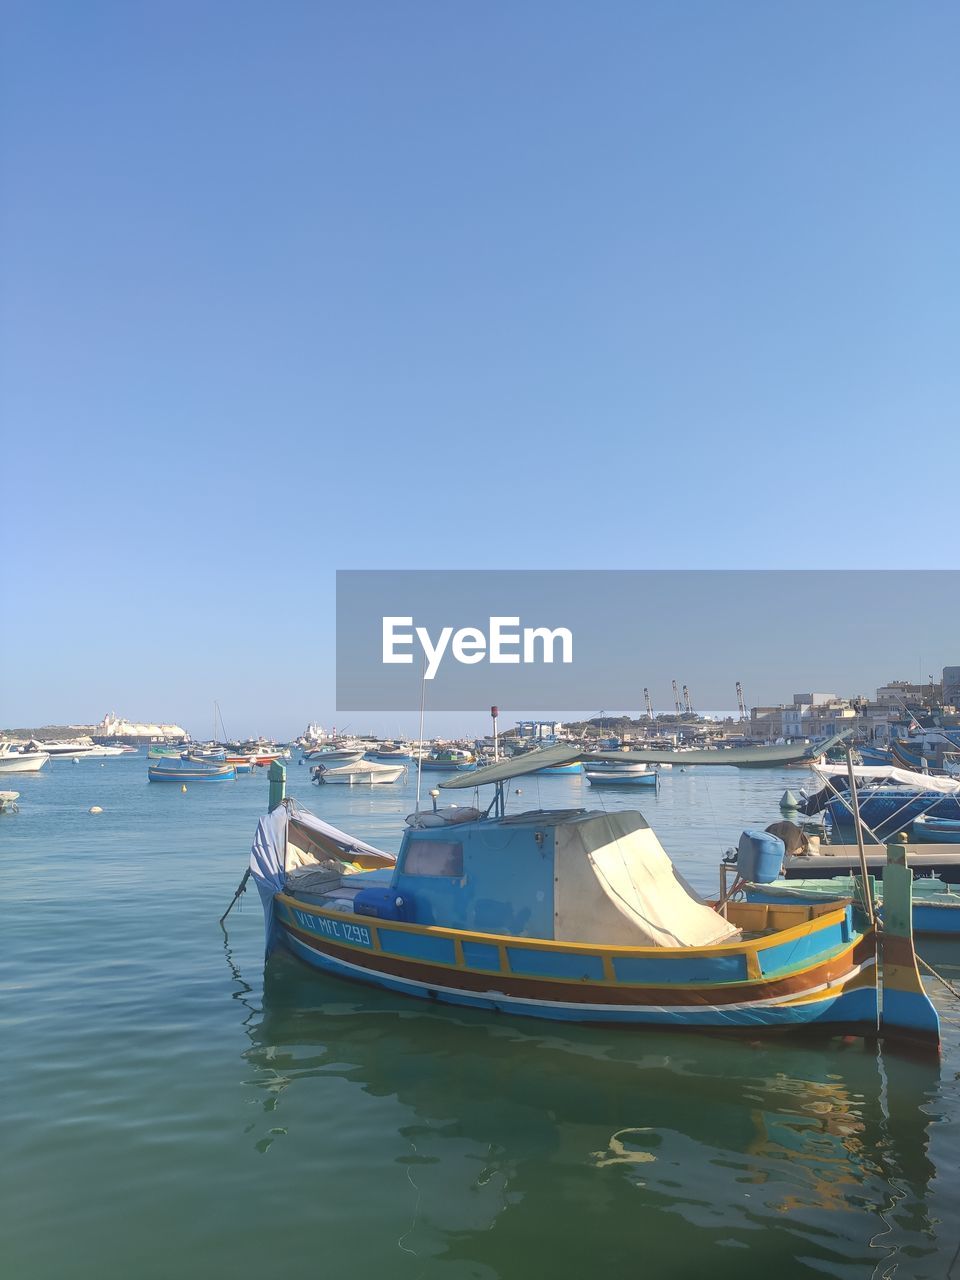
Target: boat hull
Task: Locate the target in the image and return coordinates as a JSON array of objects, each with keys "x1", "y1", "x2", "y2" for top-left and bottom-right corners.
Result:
[
  {"x1": 0, "y1": 752, "x2": 49, "y2": 773},
  {"x1": 148, "y1": 764, "x2": 236, "y2": 782},
  {"x1": 585, "y1": 770, "x2": 658, "y2": 787},
  {"x1": 826, "y1": 792, "x2": 960, "y2": 839},
  {"x1": 313, "y1": 765, "x2": 405, "y2": 785},
  {"x1": 273, "y1": 895, "x2": 878, "y2": 1031},
  {"x1": 912, "y1": 816, "x2": 960, "y2": 844}
]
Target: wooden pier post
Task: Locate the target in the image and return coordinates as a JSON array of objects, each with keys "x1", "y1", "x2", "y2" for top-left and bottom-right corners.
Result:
[{"x1": 268, "y1": 760, "x2": 287, "y2": 812}]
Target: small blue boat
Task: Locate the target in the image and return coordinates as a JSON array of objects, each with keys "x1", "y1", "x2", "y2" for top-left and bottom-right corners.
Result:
[
  {"x1": 148, "y1": 757, "x2": 236, "y2": 782},
  {"x1": 912, "y1": 814, "x2": 960, "y2": 844},
  {"x1": 533, "y1": 761, "x2": 583, "y2": 775}
]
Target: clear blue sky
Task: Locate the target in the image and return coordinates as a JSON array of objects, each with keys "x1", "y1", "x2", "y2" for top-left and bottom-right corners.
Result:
[{"x1": 3, "y1": 2, "x2": 958, "y2": 739}]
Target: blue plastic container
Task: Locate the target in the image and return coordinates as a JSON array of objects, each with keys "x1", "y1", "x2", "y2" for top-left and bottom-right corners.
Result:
[
  {"x1": 737, "y1": 830, "x2": 785, "y2": 883},
  {"x1": 354, "y1": 885, "x2": 414, "y2": 922}
]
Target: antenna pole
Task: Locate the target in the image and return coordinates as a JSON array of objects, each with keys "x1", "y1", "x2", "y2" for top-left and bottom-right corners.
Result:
[
  {"x1": 845, "y1": 745, "x2": 875, "y2": 925},
  {"x1": 491, "y1": 705, "x2": 499, "y2": 761},
  {"x1": 415, "y1": 657, "x2": 427, "y2": 812}
]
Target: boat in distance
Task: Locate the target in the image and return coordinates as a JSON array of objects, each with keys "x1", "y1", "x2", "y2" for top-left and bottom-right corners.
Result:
[
  {"x1": 0, "y1": 744, "x2": 49, "y2": 773},
  {"x1": 419, "y1": 748, "x2": 478, "y2": 772},
  {"x1": 246, "y1": 748, "x2": 939, "y2": 1044},
  {"x1": 148, "y1": 757, "x2": 236, "y2": 782},
  {"x1": 584, "y1": 767, "x2": 659, "y2": 788},
  {"x1": 311, "y1": 760, "x2": 405, "y2": 785}
]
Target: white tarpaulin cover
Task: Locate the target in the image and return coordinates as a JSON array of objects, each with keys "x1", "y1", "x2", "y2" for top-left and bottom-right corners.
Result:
[
  {"x1": 249, "y1": 802, "x2": 394, "y2": 952},
  {"x1": 552, "y1": 811, "x2": 740, "y2": 947},
  {"x1": 812, "y1": 765, "x2": 960, "y2": 794}
]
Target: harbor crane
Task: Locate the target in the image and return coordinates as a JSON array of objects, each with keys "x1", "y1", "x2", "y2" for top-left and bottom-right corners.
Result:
[
  {"x1": 643, "y1": 687, "x2": 654, "y2": 721},
  {"x1": 736, "y1": 681, "x2": 748, "y2": 722},
  {"x1": 671, "y1": 680, "x2": 683, "y2": 716},
  {"x1": 682, "y1": 685, "x2": 694, "y2": 715}
]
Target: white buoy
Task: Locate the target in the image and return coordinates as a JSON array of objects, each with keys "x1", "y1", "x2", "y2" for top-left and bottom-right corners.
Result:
[
  {"x1": 181, "y1": 784, "x2": 187, "y2": 793},
  {"x1": 89, "y1": 806, "x2": 103, "y2": 814}
]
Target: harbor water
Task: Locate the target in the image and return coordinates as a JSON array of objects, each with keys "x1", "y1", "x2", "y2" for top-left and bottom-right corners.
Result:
[{"x1": 3, "y1": 755, "x2": 960, "y2": 1278}]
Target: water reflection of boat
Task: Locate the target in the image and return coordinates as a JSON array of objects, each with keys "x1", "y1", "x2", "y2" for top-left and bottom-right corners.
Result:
[{"x1": 227, "y1": 942, "x2": 945, "y2": 1273}]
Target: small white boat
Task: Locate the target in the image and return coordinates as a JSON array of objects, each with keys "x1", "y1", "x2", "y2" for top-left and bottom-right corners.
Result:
[
  {"x1": 582, "y1": 758, "x2": 651, "y2": 775},
  {"x1": 311, "y1": 760, "x2": 406, "y2": 786},
  {"x1": 304, "y1": 746, "x2": 365, "y2": 766},
  {"x1": 0, "y1": 744, "x2": 49, "y2": 773},
  {"x1": 585, "y1": 768, "x2": 659, "y2": 788},
  {"x1": 0, "y1": 790, "x2": 19, "y2": 812},
  {"x1": 31, "y1": 739, "x2": 125, "y2": 759}
]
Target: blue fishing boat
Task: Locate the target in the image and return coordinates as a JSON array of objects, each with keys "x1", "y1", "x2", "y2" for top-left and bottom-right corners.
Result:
[
  {"x1": 148, "y1": 757, "x2": 236, "y2": 782},
  {"x1": 533, "y1": 761, "x2": 582, "y2": 775},
  {"x1": 244, "y1": 749, "x2": 939, "y2": 1044},
  {"x1": 912, "y1": 813, "x2": 960, "y2": 844}
]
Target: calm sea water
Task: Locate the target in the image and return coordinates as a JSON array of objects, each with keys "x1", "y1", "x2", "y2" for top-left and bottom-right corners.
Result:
[{"x1": 3, "y1": 754, "x2": 959, "y2": 1279}]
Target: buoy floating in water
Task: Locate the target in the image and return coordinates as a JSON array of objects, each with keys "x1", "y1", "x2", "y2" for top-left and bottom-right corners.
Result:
[
  {"x1": 89, "y1": 806, "x2": 103, "y2": 814},
  {"x1": 780, "y1": 789, "x2": 800, "y2": 810},
  {"x1": 181, "y1": 784, "x2": 187, "y2": 793}
]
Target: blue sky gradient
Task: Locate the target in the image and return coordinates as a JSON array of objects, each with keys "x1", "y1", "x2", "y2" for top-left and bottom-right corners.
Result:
[{"x1": 3, "y1": 2, "x2": 958, "y2": 737}]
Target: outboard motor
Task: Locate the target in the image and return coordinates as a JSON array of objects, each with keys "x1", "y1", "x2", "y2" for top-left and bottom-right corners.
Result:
[{"x1": 736, "y1": 829, "x2": 785, "y2": 883}]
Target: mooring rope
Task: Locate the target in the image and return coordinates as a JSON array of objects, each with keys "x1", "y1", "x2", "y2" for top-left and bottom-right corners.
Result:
[{"x1": 917, "y1": 954, "x2": 960, "y2": 1004}]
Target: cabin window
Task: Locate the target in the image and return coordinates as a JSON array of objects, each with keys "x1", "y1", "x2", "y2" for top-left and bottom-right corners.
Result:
[{"x1": 403, "y1": 839, "x2": 464, "y2": 877}]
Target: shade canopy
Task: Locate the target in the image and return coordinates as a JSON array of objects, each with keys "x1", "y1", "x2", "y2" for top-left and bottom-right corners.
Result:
[{"x1": 440, "y1": 730, "x2": 853, "y2": 790}]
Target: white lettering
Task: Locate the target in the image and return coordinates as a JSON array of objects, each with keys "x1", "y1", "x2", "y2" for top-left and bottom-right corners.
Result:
[
  {"x1": 489, "y1": 616, "x2": 521, "y2": 664},
  {"x1": 451, "y1": 627, "x2": 486, "y2": 665},
  {"x1": 416, "y1": 625, "x2": 453, "y2": 680},
  {"x1": 523, "y1": 626, "x2": 573, "y2": 664},
  {"x1": 380, "y1": 617, "x2": 574, "y2": 678},
  {"x1": 382, "y1": 617, "x2": 414, "y2": 664}
]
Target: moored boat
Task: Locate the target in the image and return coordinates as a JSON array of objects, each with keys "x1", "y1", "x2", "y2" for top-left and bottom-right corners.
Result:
[
  {"x1": 30, "y1": 739, "x2": 126, "y2": 759},
  {"x1": 365, "y1": 743, "x2": 414, "y2": 763},
  {"x1": 148, "y1": 757, "x2": 236, "y2": 782},
  {"x1": 419, "y1": 748, "x2": 477, "y2": 772},
  {"x1": 244, "y1": 750, "x2": 939, "y2": 1044},
  {"x1": 0, "y1": 744, "x2": 49, "y2": 773},
  {"x1": 912, "y1": 813, "x2": 960, "y2": 844},
  {"x1": 311, "y1": 760, "x2": 405, "y2": 786},
  {"x1": 0, "y1": 790, "x2": 19, "y2": 812},
  {"x1": 584, "y1": 767, "x2": 658, "y2": 788},
  {"x1": 303, "y1": 745, "x2": 365, "y2": 766}
]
